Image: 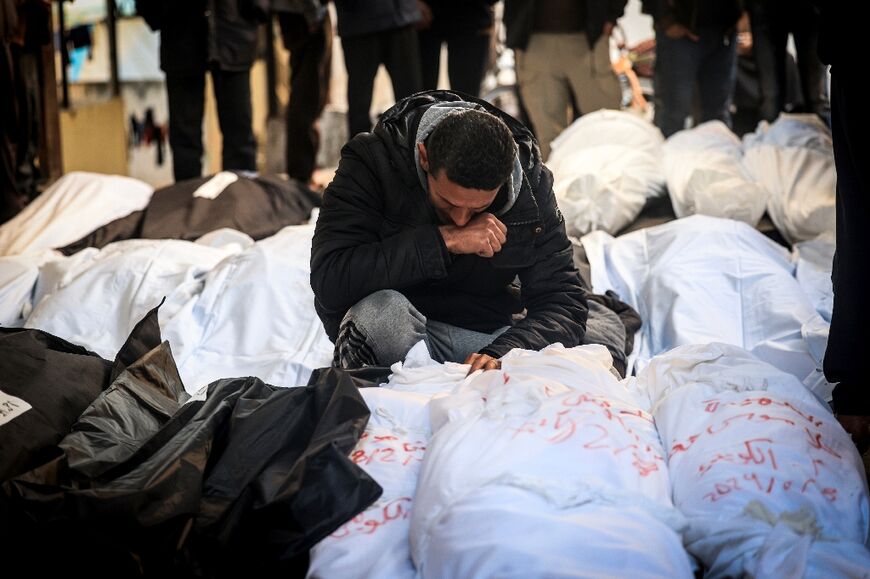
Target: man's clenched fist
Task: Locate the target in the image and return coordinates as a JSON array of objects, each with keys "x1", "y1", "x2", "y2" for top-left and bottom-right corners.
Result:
[{"x1": 439, "y1": 212, "x2": 507, "y2": 258}]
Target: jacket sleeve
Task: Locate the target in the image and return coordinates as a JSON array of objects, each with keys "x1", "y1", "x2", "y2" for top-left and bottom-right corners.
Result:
[
  {"x1": 310, "y1": 138, "x2": 451, "y2": 319},
  {"x1": 479, "y1": 167, "x2": 588, "y2": 358}
]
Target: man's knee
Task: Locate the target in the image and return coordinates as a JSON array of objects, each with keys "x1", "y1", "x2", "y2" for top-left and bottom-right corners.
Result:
[
  {"x1": 335, "y1": 290, "x2": 427, "y2": 367},
  {"x1": 344, "y1": 290, "x2": 415, "y2": 328}
]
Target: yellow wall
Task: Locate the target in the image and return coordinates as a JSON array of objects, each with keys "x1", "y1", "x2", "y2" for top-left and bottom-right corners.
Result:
[{"x1": 60, "y1": 97, "x2": 128, "y2": 175}]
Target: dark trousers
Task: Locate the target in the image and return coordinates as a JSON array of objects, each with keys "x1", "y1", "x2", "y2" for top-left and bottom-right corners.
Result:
[
  {"x1": 752, "y1": 0, "x2": 827, "y2": 117},
  {"x1": 166, "y1": 67, "x2": 257, "y2": 182},
  {"x1": 418, "y1": 28, "x2": 491, "y2": 97},
  {"x1": 747, "y1": 2, "x2": 779, "y2": 122},
  {"x1": 824, "y1": 70, "x2": 869, "y2": 415},
  {"x1": 1, "y1": 42, "x2": 25, "y2": 223},
  {"x1": 279, "y1": 11, "x2": 332, "y2": 183},
  {"x1": 10, "y1": 46, "x2": 39, "y2": 200},
  {"x1": 653, "y1": 28, "x2": 738, "y2": 137},
  {"x1": 342, "y1": 25, "x2": 422, "y2": 137}
]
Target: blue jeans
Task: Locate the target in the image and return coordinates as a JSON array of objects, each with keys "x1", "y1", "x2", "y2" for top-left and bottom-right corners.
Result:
[
  {"x1": 333, "y1": 290, "x2": 508, "y2": 368},
  {"x1": 653, "y1": 28, "x2": 738, "y2": 137}
]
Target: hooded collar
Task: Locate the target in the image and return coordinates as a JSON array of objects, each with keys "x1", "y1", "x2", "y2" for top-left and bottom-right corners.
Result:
[{"x1": 412, "y1": 101, "x2": 523, "y2": 217}]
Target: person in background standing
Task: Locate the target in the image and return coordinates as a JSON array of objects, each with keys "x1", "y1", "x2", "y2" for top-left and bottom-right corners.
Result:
[
  {"x1": 504, "y1": 0, "x2": 626, "y2": 160},
  {"x1": 417, "y1": 0, "x2": 496, "y2": 97},
  {"x1": 747, "y1": 0, "x2": 827, "y2": 121},
  {"x1": 642, "y1": 0, "x2": 742, "y2": 138},
  {"x1": 1, "y1": 0, "x2": 50, "y2": 223},
  {"x1": 1, "y1": 0, "x2": 27, "y2": 223},
  {"x1": 743, "y1": 0, "x2": 778, "y2": 123},
  {"x1": 137, "y1": 0, "x2": 265, "y2": 182},
  {"x1": 817, "y1": 1, "x2": 869, "y2": 454},
  {"x1": 332, "y1": 0, "x2": 422, "y2": 137},
  {"x1": 272, "y1": 0, "x2": 332, "y2": 184}
]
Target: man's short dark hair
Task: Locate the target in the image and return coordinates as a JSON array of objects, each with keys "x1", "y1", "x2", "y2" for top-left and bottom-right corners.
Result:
[{"x1": 426, "y1": 109, "x2": 517, "y2": 191}]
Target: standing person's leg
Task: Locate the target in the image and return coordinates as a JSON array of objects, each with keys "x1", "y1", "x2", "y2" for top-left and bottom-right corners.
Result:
[
  {"x1": 566, "y1": 32, "x2": 622, "y2": 117},
  {"x1": 342, "y1": 33, "x2": 382, "y2": 137},
  {"x1": 279, "y1": 11, "x2": 332, "y2": 183},
  {"x1": 748, "y1": 0, "x2": 780, "y2": 122},
  {"x1": 165, "y1": 71, "x2": 206, "y2": 181},
  {"x1": 696, "y1": 29, "x2": 738, "y2": 127},
  {"x1": 824, "y1": 71, "x2": 870, "y2": 418},
  {"x1": 12, "y1": 45, "x2": 40, "y2": 198},
  {"x1": 445, "y1": 29, "x2": 491, "y2": 97},
  {"x1": 790, "y1": 0, "x2": 827, "y2": 117},
  {"x1": 212, "y1": 67, "x2": 257, "y2": 173},
  {"x1": 766, "y1": 1, "x2": 791, "y2": 113},
  {"x1": 516, "y1": 33, "x2": 571, "y2": 159},
  {"x1": 1, "y1": 42, "x2": 25, "y2": 222},
  {"x1": 653, "y1": 32, "x2": 701, "y2": 137},
  {"x1": 418, "y1": 27, "x2": 443, "y2": 91},
  {"x1": 383, "y1": 24, "x2": 423, "y2": 102}
]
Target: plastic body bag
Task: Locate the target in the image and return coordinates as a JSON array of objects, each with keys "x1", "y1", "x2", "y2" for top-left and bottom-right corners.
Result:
[{"x1": 2, "y1": 309, "x2": 380, "y2": 577}]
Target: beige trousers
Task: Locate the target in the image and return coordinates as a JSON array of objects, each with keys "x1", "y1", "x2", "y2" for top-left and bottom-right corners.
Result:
[{"x1": 516, "y1": 32, "x2": 622, "y2": 159}]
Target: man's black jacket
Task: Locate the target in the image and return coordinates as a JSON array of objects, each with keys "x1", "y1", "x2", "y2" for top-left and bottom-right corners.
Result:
[{"x1": 310, "y1": 90, "x2": 588, "y2": 358}]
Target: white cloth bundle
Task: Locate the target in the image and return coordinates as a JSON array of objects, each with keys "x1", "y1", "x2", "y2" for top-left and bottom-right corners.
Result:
[
  {"x1": 308, "y1": 387, "x2": 433, "y2": 579},
  {"x1": 547, "y1": 109, "x2": 666, "y2": 236},
  {"x1": 161, "y1": 223, "x2": 334, "y2": 392},
  {"x1": 0, "y1": 172, "x2": 153, "y2": 256},
  {"x1": 24, "y1": 238, "x2": 235, "y2": 360},
  {"x1": 663, "y1": 121, "x2": 767, "y2": 226},
  {"x1": 582, "y1": 215, "x2": 830, "y2": 396},
  {"x1": 20, "y1": 222, "x2": 334, "y2": 393},
  {"x1": 743, "y1": 114, "x2": 836, "y2": 244},
  {"x1": 309, "y1": 343, "x2": 465, "y2": 579},
  {"x1": 410, "y1": 344, "x2": 693, "y2": 578},
  {"x1": 638, "y1": 343, "x2": 870, "y2": 578}
]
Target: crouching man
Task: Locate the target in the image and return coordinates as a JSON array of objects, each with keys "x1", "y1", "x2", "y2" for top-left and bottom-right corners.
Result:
[{"x1": 310, "y1": 90, "x2": 588, "y2": 373}]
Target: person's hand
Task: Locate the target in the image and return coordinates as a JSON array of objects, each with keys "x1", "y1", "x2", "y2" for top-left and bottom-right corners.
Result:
[
  {"x1": 602, "y1": 21, "x2": 615, "y2": 37},
  {"x1": 439, "y1": 213, "x2": 507, "y2": 258},
  {"x1": 417, "y1": 0, "x2": 433, "y2": 29},
  {"x1": 737, "y1": 31, "x2": 753, "y2": 56},
  {"x1": 664, "y1": 22, "x2": 699, "y2": 41},
  {"x1": 465, "y1": 352, "x2": 501, "y2": 374},
  {"x1": 837, "y1": 415, "x2": 870, "y2": 455}
]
